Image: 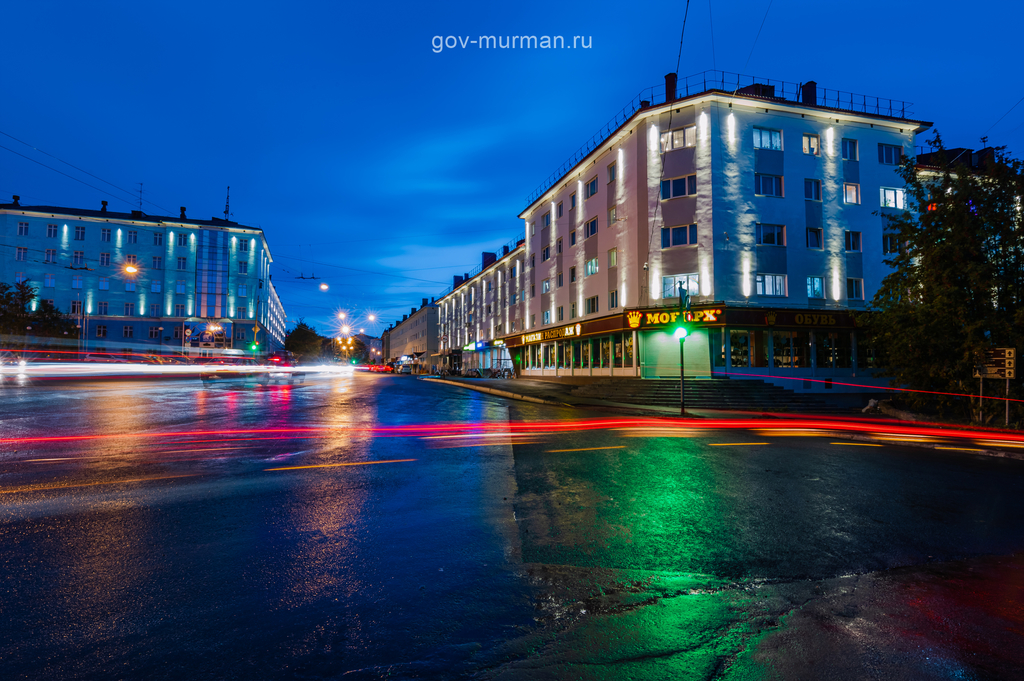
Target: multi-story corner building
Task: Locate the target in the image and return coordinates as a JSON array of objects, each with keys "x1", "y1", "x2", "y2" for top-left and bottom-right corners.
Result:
[
  {"x1": 382, "y1": 298, "x2": 438, "y2": 373},
  {"x1": 436, "y1": 238, "x2": 525, "y2": 374},
  {"x1": 501, "y1": 70, "x2": 931, "y2": 393},
  {"x1": 0, "y1": 198, "x2": 286, "y2": 355}
]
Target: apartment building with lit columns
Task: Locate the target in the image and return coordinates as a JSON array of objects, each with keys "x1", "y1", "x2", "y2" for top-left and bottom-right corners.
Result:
[{"x1": 501, "y1": 70, "x2": 931, "y2": 393}]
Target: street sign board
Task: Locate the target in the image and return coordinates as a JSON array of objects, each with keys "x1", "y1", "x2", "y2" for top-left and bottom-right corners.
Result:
[
  {"x1": 974, "y1": 367, "x2": 1016, "y2": 379},
  {"x1": 975, "y1": 348, "x2": 1016, "y2": 379}
]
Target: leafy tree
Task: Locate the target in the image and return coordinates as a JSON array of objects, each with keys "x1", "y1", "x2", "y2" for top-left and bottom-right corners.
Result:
[
  {"x1": 0, "y1": 281, "x2": 78, "y2": 339},
  {"x1": 284, "y1": 319, "x2": 325, "y2": 363},
  {"x1": 860, "y1": 134, "x2": 1024, "y2": 422}
]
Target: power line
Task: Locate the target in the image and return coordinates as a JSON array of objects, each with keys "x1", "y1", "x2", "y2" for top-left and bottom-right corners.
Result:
[
  {"x1": 273, "y1": 255, "x2": 448, "y2": 284},
  {"x1": 0, "y1": 142, "x2": 140, "y2": 210},
  {"x1": 739, "y1": 0, "x2": 774, "y2": 76},
  {"x1": 984, "y1": 93, "x2": 1024, "y2": 136}
]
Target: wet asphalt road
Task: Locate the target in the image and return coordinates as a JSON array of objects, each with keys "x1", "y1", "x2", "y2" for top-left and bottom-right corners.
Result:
[{"x1": 0, "y1": 372, "x2": 1023, "y2": 680}]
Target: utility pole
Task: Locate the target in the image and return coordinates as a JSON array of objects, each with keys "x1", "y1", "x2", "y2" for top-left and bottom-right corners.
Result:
[{"x1": 224, "y1": 186, "x2": 231, "y2": 221}]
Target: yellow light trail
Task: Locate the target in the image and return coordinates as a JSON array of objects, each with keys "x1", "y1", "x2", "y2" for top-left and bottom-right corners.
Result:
[
  {"x1": 0, "y1": 474, "x2": 200, "y2": 494},
  {"x1": 829, "y1": 442, "x2": 883, "y2": 447},
  {"x1": 934, "y1": 447, "x2": 984, "y2": 452},
  {"x1": 545, "y1": 446, "x2": 625, "y2": 453},
  {"x1": 265, "y1": 458, "x2": 416, "y2": 471},
  {"x1": 708, "y1": 443, "x2": 770, "y2": 446}
]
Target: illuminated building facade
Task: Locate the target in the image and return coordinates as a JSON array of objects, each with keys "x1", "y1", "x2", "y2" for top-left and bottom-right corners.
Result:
[
  {"x1": 507, "y1": 71, "x2": 932, "y2": 393},
  {"x1": 0, "y1": 199, "x2": 287, "y2": 354},
  {"x1": 382, "y1": 298, "x2": 438, "y2": 372}
]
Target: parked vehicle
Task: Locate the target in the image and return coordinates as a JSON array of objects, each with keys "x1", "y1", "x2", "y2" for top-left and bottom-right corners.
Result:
[{"x1": 200, "y1": 357, "x2": 269, "y2": 386}]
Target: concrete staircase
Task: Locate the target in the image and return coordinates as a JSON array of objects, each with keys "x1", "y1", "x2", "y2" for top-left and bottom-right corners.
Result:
[{"x1": 570, "y1": 378, "x2": 848, "y2": 412}]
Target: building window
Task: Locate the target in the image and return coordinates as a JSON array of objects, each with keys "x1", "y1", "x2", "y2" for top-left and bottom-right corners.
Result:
[
  {"x1": 542, "y1": 246, "x2": 550, "y2": 261},
  {"x1": 99, "y1": 277, "x2": 109, "y2": 291},
  {"x1": 844, "y1": 183, "x2": 861, "y2": 204},
  {"x1": 543, "y1": 211, "x2": 551, "y2": 228},
  {"x1": 74, "y1": 225, "x2": 85, "y2": 240},
  {"x1": 177, "y1": 257, "x2": 187, "y2": 270},
  {"x1": 151, "y1": 256, "x2": 162, "y2": 269},
  {"x1": 18, "y1": 222, "x2": 29, "y2": 236},
  {"x1": 753, "y1": 127, "x2": 782, "y2": 150},
  {"x1": 238, "y1": 262, "x2": 248, "y2": 274},
  {"x1": 237, "y1": 284, "x2": 249, "y2": 298},
  {"x1": 585, "y1": 258, "x2": 598, "y2": 276},
  {"x1": 585, "y1": 176, "x2": 598, "y2": 199},
  {"x1": 608, "y1": 206, "x2": 617, "y2": 224},
  {"x1": 47, "y1": 224, "x2": 58, "y2": 238},
  {"x1": 660, "y1": 125, "x2": 697, "y2": 152},
  {"x1": 125, "y1": 303, "x2": 136, "y2": 317},
  {"x1": 510, "y1": 265, "x2": 517, "y2": 278},
  {"x1": 125, "y1": 254, "x2": 137, "y2": 265},
  {"x1": 127, "y1": 230, "x2": 138, "y2": 244},
  {"x1": 234, "y1": 329, "x2": 246, "y2": 340},
  {"x1": 530, "y1": 284, "x2": 535, "y2": 297},
  {"x1": 556, "y1": 237, "x2": 563, "y2": 254},
  {"x1": 585, "y1": 296, "x2": 599, "y2": 315},
  {"x1": 806, "y1": 228, "x2": 823, "y2": 249},
  {"x1": 845, "y1": 231, "x2": 862, "y2": 251},
  {"x1": 882, "y1": 234, "x2": 900, "y2": 255},
  {"x1": 609, "y1": 290, "x2": 619, "y2": 309},
  {"x1": 570, "y1": 302, "x2": 577, "y2": 319},
  {"x1": 148, "y1": 325, "x2": 160, "y2": 338},
  {"x1": 878, "y1": 143, "x2": 902, "y2": 165},
  {"x1": 71, "y1": 275, "x2": 83, "y2": 289},
  {"x1": 125, "y1": 281, "x2": 136, "y2": 292},
  {"x1": 755, "y1": 223, "x2": 785, "y2": 246},
  {"x1": 804, "y1": 179, "x2": 821, "y2": 201},
  {"x1": 175, "y1": 303, "x2": 185, "y2": 316},
  {"x1": 15, "y1": 272, "x2": 26, "y2": 284},
  {"x1": 570, "y1": 230, "x2": 576, "y2": 246},
  {"x1": 607, "y1": 163, "x2": 616, "y2": 183},
  {"x1": 543, "y1": 310, "x2": 551, "y2": 325},
  {"x1": 71, "y1": 300, "x2": 82, "y2": 315},
  {"x1": 847, "y1": 278, "x2": 864, "y2": 300},
  {"x1": 149, "y1": 304, "x2": 159, "y2": 318},
  {"x1": 608, "y1": 248, "x2": 617, "y2": 268},
  {"x1": 557, "y1": 271, "x2": 563, "y2": 287},
  {"x1": 807, "y1": 276, "x2": 825, "y2": 299},
  {"x1": 570, "y1": 267, "x2": 576, "y2": 283},
  {"x1": 842, "y1": 139, "x2": 858, "y2": 160},
  {"x1": 661, "y1": 174, "x2": 697, "y2": 199},
  {"x1": 530, "y1": 222, "x2": 535, "y2": 235},
  {"x1": 663, "y1": 273, "x2": 698, "y2": 298},
  {"x1": 16, "y1": 247, "x2": 27, "y2": 261},
  {"x1": 174, "y1": 326, "x2": 183, "y2": 339},
  {"x1": 661, "y1": 224, "x2": 698, "y2": 248},
  {"x1": 511, "y1": 292, "x2": 518, "y2": 304},
  {"x1": 101, "y1": 228, "x2": 111, "y2": 242},
  {"x1": 530, "y1": 254, "x2": 535, "y2": 268},
  {"x1": 177, "y1": 233, "x2": 188, "y2": 247},
  {"x1": 45, "y1": 249, "x2": 56, "y2": 263},
  {"x1": 96, "y1": 324, "x2": 107, "y2": 338},
  {"x1": 239, "y1": 238, "x2": 249, "y2": 252},
  {"x1": 100, "y1": 252, "x2": 111, "y2": 266},
  {"x1": 530, "y1": 313, "x2": 535, "y2": 328},
  {"x1": 237, "y1": 306, "x2": 247, "y2": 319},
  {"x1": 585, "y1": 217, "x2": 598, "y2": 238},
  {"x1": 98, "y1": 302, "x2": 108, "y2": 315},
  {"x1": 557, "y1": 201, "x2": 563, "y2": 218},
  {"x1": 755, "y1": 274, "x2": 787, "y2": 296},
  {"x1": 570, "y1": 193, "x2": 576, "y2": 210},
  {"x1": 175, "y1": 280, "x2": 186, "y2": 294},
  {"x1": 802, "y1": 134, "x2": 820, "y2": 155},
  {"x1": 880, "y1": 187, "x2": 905, "y2": 209},
  {"x1": 541, "y1": 278, "x2": 550, "y2": 293},
  {"x1": 151, "y1": 281, "x2": 161, "y2": 293},
  {"x1": 43, "y1": 273, "x2": 55, "y2": 288},
  {"x1": 154, "y1": 232, "x2": 164, "y2": 246},
  {"x1": 123, "y1": 325, "x2": 133, "y2": 338},
  {"x1": 754, "y1": 174, "x2": 783, "y2": 197}
]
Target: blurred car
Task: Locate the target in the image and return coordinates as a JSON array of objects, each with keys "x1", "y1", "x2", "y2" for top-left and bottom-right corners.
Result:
[
  {"x1": 398, "y1": 365, "x2": 412, "y2": 374},
  {"x1": 199, "y1": 357, "x2": 269, "y2": 386}
]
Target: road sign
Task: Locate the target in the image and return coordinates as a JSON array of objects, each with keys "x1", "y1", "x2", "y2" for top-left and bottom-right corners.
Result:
[
  {"x1": 975, "y1": 348, "x2": 1016, "y2": 379},
  {"x1": 974, "y1": 367, "x2": 1016, "y2": 379}
]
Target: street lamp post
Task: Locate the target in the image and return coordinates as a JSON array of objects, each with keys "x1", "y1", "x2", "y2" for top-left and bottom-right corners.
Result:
[{"x1": 676, "y1": 281, "x2": 691, "y2": 417}]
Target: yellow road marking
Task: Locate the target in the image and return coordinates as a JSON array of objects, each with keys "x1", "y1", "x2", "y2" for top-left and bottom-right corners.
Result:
[
  {"x1": 546, "y1": 446, "x2": 625, "y2": 453},
  {"x1": 0, "y1": 473, "x2": 200, "y2": 494},
  {"x1": 265, "y1": 458, "x2": 416, "y2": 471},
  {"x1": 708, "y1": 442, "x2": 770, "y2": 446},
  {"x1": 934, "y1": 446, "x2": 984, "y2": 452},
  {"x1": 829, "y1": 442, "x2": 883, "y2": 447}
]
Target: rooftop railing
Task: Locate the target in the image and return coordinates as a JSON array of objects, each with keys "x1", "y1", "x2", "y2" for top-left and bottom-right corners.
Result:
[
  {"x1": 435, "y1": 234, "x2": 525, "y2": 300},
  {"x1": 524, "y1": 70, "x2": 915, "y2": 207}
]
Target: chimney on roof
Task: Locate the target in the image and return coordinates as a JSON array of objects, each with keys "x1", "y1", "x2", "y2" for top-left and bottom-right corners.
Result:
[
  {"x1": 431, "y1": 296, "x2": 435, "y2": 304},
  {"x1": 180, "y1": 206, "x2": 187, "y2": 219},
  {"x1": 454, "y1": 275, "x2": 463, "y2": 287},
  {"x1": 422, "y1": 298, "x2": 428, "y2": 307},
  {"x1": 503, "y1": 244, "x2": 509, "y2": 256},
  {"x1": 665, "y1": 72, "x2": 677, "y2": 103},
  {"x1": 131, "y1": 210, "x2": 142, "y2": 218},
  {"x1": 403, "y1": 314, "x2": 408, "y2": 321},
  {"x1": 411, "y1": 307, "x2": 417, "y2": 315},
  {"x1": 482, "y1": 252, "x2": 496, "y2": 269},
  {"x1": 101, "y1": 200, "x2": 107, "y2": 212},
  {"x1": 801, "y1": 81, "x2": 817, "y2": 106},
  {"x1": 11, "y1": 195, "x2": 20, "y2": 206},
  {"x1": 640, "y1": 100, "x2": 650, "y2": 109},
  {"x1": 464, "y1": 272, "x2": 469, "y2": 280}
]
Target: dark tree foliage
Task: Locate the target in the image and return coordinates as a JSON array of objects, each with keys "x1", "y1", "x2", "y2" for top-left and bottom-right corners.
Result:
[
  {"x1": 284, "y1": 319, "x2": 326, "y2": 363},
  {"x1": 860, "y1": 134, "x2": 1024, "y2": 422},
  {"x1": 0, "y1": 281, "x2": 79, "y2": 338}
]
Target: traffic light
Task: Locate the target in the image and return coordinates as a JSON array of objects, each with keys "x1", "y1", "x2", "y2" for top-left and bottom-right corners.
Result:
[{"x1": 250, "y1": 341, "x2": 259, "y2": 351}]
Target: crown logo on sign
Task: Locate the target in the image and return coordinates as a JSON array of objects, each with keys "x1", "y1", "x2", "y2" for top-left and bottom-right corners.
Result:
[
  {"x1": 766, "y1": 312, "x2": 777, "y2": 326},
  {"x1": 627, "y1": 310, "x2": 642, "y2": 328}
]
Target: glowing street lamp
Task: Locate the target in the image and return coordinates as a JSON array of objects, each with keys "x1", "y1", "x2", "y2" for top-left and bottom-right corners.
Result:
[
  {"x1": 319, "y1": 283, "x2": 329, "y2": 291},
  {"x1": 124, "y1": 264, "x2": 138, "y2": 274}
]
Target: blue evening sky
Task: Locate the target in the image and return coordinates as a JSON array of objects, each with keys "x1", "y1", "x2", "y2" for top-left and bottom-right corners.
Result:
[{"x1": 1, "y1": 0, "x2": 1019, "y2": 337}]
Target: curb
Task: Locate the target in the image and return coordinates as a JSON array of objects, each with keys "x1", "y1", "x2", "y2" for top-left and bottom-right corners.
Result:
[{"x1": 420, "y1": 378, "x2": 570, "y2": 407}]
